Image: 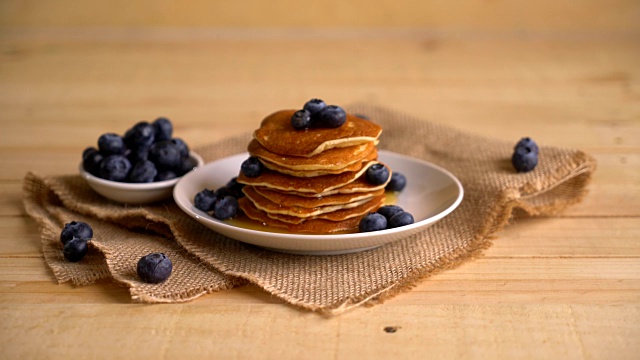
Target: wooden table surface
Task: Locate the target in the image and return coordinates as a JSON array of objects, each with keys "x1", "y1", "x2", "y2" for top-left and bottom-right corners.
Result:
[{"x1": 1, "y1": 25, "x2": 639, "y2": 359}]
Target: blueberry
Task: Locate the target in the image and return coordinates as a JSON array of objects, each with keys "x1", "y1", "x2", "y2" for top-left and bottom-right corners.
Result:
[
  {"x1": 98, "y1": 133, "x2": 125, "y2": 155},
  {"x1": 129, "y1": 160, "x2": 158, "y2": 183},
  {"x1": 377, "y1": 205, "x2": 404, "y2": 221},
  {"x1": 155, "y1": 170, "x2": 178, "y2": 181},
  {"x1": 318, "y1": 105, "x2": 347, "y2": 128},
  {"x1": 225, "y1": 177, "x2": 245, "y2": 198},
  {"x1": 127, "y1": 143, "x2": 151, "y2": 164},
  {"x1": 60, "y1": 221, "x2": 93, "y2": 245},
  {"x1": 194, "y1": 189, "x2": 217, "y2": 212},
  {"x1": 124, "y1": 121, "x2": 156, "y2": 148},
  {"x1": 388, "y1": 211, "x2": 414, "y2": 228},
  {"x1": 176, "y1": 155, "x2": 198, "y2": 176},
  {"x1": 359, "y1": 212, "x2": 388, "y2": 232},
  {"x1": 512, "y1": 146, "x2": 538, "y2": 172},
  {"x1": 137, "y1": 253, "x2": 172, "y2": 284},
  {"x1": 99, "y1": 155, "x2": 132, "y2": 182},
  {"x1": 241, "y1": 157, "x2": 263, "y2": 178},
  {"x1": 515, "y1": 137, "x2": 539, "y2": 155},
  {"x1": 303, "y1": 98, "x2": 327, "y2": 115},
  {"x1": 365, "y1": 164, "x2": 390, "y2": 185},
  {"x1": 213, "y1": 196, "x2": 238, "y2": 220},
  {"x1": 153, "y1": 117, "x2": 173, "y2": 141},
  {"x1": 63, "y1": 238, "x2": 88, "y2": 262},
  {"x1": 386, "y1": 172, "x2": 407, "y2": 192},
  {"x1": 291, "y1": 109, "x2": 312, "y2": 130},
  {"x1": 82, "y1": 147, "x2": 103, "y2": 176},
  {"x1": 149, "y1": 140, "x2": 182, "y2": 170},
  {"x1": 169, "y1": 138, "x2": 190, "y2": 159}
]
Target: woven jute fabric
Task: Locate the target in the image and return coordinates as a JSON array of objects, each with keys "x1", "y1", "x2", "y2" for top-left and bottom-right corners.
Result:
[{"x1": 22, "y1": 105, "x2": 596, "y2": 315}]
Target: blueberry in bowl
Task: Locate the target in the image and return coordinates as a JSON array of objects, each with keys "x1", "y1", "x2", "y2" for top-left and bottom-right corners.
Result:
[{"x1": 79, "y1": 117, "x2": 204, "y2": 204}]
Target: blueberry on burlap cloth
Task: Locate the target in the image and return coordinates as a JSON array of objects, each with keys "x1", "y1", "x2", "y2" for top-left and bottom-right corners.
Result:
[{"x1": 23, "y1": 104, "x2": 596, "y2": 315}]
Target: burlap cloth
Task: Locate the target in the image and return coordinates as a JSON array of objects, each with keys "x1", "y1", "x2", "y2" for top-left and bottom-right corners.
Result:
[{"x1": 22, "y1": 105, "x2": 596, "y2": 315}]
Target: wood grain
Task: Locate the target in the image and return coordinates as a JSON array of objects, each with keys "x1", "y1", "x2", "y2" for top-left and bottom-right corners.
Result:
[{"x1": 0, "y1": 24, "x2": 638, "y2": 359}]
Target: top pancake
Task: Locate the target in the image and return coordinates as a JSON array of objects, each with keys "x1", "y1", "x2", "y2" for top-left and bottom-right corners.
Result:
[{"x1": 253, "y1": 110, "x2": 382, "y2": 157}]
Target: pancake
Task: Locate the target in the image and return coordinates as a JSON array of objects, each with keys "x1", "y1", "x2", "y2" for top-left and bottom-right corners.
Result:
[
  {"x1": 248, "y1": 139, "x2": 378, "y2": 171},
  {"x1": 243, "y1": 186, "x2": 378, "y2": 219},
  {"x1": 254, "y1": 187, "x2": 385, "y2": 208},
  {"x1": 238, "y1": 197, "x2": 366, "y2": 233},
  {"x1": 237, "y1": 161, "x2": 388, "y2": 194},
  {"x1": 253, "y1": 110, "x2": 382, "y2": 157},
  {"x1": 259, "y1": 149, "x2": 377, "y2": 177}
]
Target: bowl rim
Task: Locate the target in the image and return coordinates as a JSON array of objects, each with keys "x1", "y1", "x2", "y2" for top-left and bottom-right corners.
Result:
[{"x1": 79, "y1": 151, "x2": 204, "y2": 189}]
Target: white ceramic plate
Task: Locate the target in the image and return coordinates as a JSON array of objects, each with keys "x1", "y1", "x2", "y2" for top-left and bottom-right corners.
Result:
[{"x1": 173, "y1": 150, "x2": 463, "y2": 255}]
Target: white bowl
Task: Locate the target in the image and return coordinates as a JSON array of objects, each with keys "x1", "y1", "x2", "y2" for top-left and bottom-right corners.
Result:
[{"x1": 80, "y1": 152, "x2": 204, "y2": 204}]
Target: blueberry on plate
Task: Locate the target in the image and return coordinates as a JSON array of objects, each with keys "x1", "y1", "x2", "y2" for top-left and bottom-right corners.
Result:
[
  {"x1": 303, "y1": 98, "x2": 327, "y2": 115},
  {"x1": 129, "y1": 160, "x2": 158, "y2": 183},
  {"x1": 149, "y1": 140, "x2": 182, "y2": 170},
  {"x1": 63, "y1": 238, "x2": 88, "y2": 262},
  {"x1": 137, "y1": 253, "x2": 172, "y2": 284},
  {"x1": 124, "y1": 122, "x2": 155, "y2": 148},
  {"x1": 318, "y1": 105, "x2": 347, "y2": 128},
  {"x1": 153, "y1": 117, "x2": 173, "y2": 142},
  {"x1": 388, "y1": 211, "x2": 414, "y2": 228},
  {"x1": 241, "y1": 157, "x2": 263, "y2": 178},
  {"x1": 60, "y1": 221, "x2": 93, "y2": 245},
  {"x1": 386, "y1": 172, "x2": 407, "y2": 192},
  {"x1": 291, "y1": 109, "x2": 312, "y2": 130},
  {"x1": 515, "y1": 137, "x2": 539, "y2": 155},
  {"x1": 365, "y1": 164, "x2": 390, "y2": 185},
  {"x1": 194, "y1": 189, "x2": 217, "y2": 212},
  {"x1": 359, "y1": 212, "x2": 388, "y2": 232},
  {"x1": 98, "y1": 133, "x2": 126, "y2": 156},
  {"x1": 377, "y1": 205, "x2": 404, "y2": 221},
  {"x1": 99, "y1": 155, "x2": 132, "y2": 182},
  {"x1": 213, "y1": 196, "x2": 238, "y2": 220},
  {"x1": 512, "y1": 145, "x2": 538, "y2": 172},
  {"x1": 225, "y1": 177, "x2": 245, "y2": 198},
  {"x1": 82, "y1": 147, "x2": 104, "y2": 176}
]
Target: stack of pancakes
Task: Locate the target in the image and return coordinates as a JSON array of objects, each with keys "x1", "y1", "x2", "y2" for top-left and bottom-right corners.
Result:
[{"x1": 237, "y1": 109, "x2": 390, "y2": 233}]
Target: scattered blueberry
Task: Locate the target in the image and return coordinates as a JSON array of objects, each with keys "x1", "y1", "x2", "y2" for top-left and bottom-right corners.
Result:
[
  {"x1": 194, "y1": 189, "x2": 217, "y2": 212},
  {"x1": 149, "y1": 140, "x2": 182, "y2": 170},
  {"x1": 366, "y1": 164, "x2": 390, "y2": 185},
  {"x1": 213, "y1": 196, "x2": 238, "y2": 220},
  {"x1": 388, "y1": 211, "x2": 414, "y2": 228},
  {"x1": 63, "y1": 238, "x2": 88, "y2": 262},
  {"x1": 359, "y1": 212, "x2": 388, "y2": 232},
  {"x1": 318, "y1": 105, "x2": 347, "y2": 128},
  {"x1": 512, "y1": 145, "x2": 538, "y2": 172},
  {"x1": 153, "y1": 117, "x2": 173, "y2": 141},
  {"x1": 377, "y1": 205, "x2": 404, "y2": 221},
  {"x1": 98, "y1": 133, "x2": 125, "y2": 156},
  {"x1": 291, "y1": 109, "x2": 312, "y2": 130},
  {"x1": 129, "y1": 160, "x2": 158, "y2": 183},
  {"x1": 155, "y1": 170, "x2": 178, "y2": 182},
  {"x1": 60, "y1": 221, "x2": 93, "y2": 245},
  {"x1": 386, "y1": 172, "x2": 407, "y2": 192},
  {"x1": 241, "y1": 157, "x2": 263, "y2": 178},
  {"x1": 515, "y1": 137, "x2": 539, "y2": 155},
  {"x1": 100, "y1": 155, "x2": 132, "y2": 182},
  {"x1": 303, "y1": 98, "x2": 327, "y2": 115},
  {"x1": 82, "y1": 148, "x2": 104, "y2": 176},
  {"x1": 137, "y1": 253, "x2": 173, "y2": 284}
]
